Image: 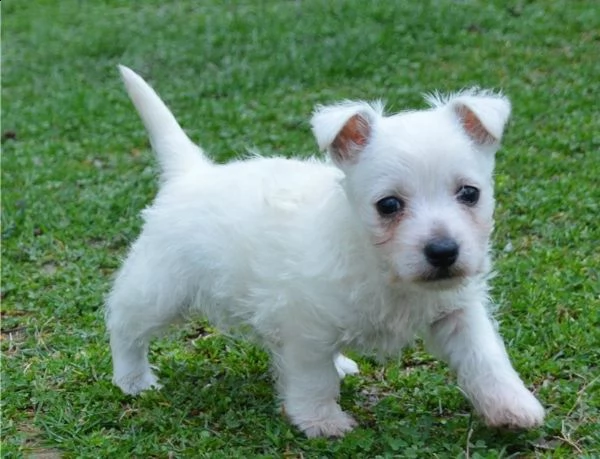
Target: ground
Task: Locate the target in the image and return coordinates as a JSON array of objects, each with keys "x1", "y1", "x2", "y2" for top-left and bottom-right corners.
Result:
[{"x1": 1, "y1": 1, "x2": 599, "y2": 457}]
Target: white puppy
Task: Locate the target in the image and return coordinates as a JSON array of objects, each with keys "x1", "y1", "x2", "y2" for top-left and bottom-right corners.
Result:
[{"x1": 106, "y1": 66, "x2": 545, "y2": 438}]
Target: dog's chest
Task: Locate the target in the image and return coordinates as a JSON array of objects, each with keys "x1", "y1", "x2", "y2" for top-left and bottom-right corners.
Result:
[{"x1": 340, "y1": 288, "x2": 444, "y2": 356}]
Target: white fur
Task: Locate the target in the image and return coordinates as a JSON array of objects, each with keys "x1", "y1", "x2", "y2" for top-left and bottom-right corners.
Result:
[
  {"x1": 311, "y1": 100, "x2": 383, "y2": 151},
  {"x1": 106, "y1": 66, "x2": 544, "y2": 437}
]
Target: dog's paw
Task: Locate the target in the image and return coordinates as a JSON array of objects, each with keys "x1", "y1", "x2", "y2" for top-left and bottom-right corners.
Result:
[
  {"x1": 299, "y1": 410, "x2": 358, "y2": 438},
  {"x1": 285, "y1": 402, "x2": 358, "y2": 438},
  {"x1": 334, "y1": 354, "x2": 360, "y2": 379},
  {"x1": 113, "y1": 370, "x2": 162, "y2": 395},
  {"x1": 479, "y1": 385, "x2": 545, "y2": 429}
]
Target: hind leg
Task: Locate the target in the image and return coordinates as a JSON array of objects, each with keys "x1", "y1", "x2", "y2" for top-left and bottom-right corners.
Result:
[
  {"x1": 106, "y1": 249, "x2": 188, "y2": 394},
  {"x1": 109, "y1": 330, "x2": 161, "y2": 395}
]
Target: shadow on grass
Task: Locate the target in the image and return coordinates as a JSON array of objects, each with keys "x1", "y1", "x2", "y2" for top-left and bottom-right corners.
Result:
[{"x1": 152, "y1": 345, "x2": 285, "y2": 433}]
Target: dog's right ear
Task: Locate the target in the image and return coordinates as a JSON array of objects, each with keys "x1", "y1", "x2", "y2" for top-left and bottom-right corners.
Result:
[{"x1": 311, "y1": 101, "x2": 381, "y2": 167}]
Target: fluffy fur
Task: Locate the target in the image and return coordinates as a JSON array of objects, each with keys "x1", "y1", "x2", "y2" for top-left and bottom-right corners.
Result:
[{"x1": 106, "y1": 66, "x2": 545, "y2": 438}]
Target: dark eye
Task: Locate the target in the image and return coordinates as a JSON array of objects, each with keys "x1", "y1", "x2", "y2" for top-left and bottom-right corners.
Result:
[
  {"x1": 456, "y1": 185, "x2": 480, "y2": 206},
  {"x1": 376, "y1": 196, "x2": 404, "y2": 216}
]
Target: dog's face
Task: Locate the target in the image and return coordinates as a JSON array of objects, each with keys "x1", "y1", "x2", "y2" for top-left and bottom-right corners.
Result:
[{"x1": 312, "y1": 92, "x2": 511, "y2": 288}]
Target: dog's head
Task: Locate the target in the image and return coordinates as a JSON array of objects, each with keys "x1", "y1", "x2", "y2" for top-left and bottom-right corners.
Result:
[{"x1": 311, "y1": 90, "x2": 510, "y2": 289}]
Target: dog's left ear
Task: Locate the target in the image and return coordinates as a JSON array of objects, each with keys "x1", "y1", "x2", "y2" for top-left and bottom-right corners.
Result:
[
  {"x1": 448, "y1": 92, "x2": 511, "y2": 150},
  {"x1": 311, "y1": 101, "x2": 381, "y2": 167}
]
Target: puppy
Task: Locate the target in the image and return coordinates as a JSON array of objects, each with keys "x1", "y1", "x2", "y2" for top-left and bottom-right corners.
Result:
[{"x1": 106, "y1": 66, "x2": 545, "y2": 438}]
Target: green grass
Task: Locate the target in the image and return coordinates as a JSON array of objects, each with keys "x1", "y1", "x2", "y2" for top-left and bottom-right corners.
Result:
[{"x1": 2, "y1": 0, "x2": 599, "y2": 457}]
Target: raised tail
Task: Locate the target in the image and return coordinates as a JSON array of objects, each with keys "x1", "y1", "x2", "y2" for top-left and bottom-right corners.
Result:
[{"x1": 118, "y1": 65, "x2": 210, "y2": 179}]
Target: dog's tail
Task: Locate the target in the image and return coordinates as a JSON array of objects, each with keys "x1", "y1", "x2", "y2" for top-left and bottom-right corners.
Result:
[{"x1": 118, "y1": 65, "x2": 210, "y2": 179}]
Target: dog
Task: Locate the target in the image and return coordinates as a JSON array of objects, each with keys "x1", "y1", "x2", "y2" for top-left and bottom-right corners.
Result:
[{"x1": 106, "y1": 66, "x2": 545, "y2": 438}]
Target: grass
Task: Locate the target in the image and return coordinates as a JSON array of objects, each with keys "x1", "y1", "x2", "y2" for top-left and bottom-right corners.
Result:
[{"x1": 1, "y1": 0, "x2": 599, "y2": 457}]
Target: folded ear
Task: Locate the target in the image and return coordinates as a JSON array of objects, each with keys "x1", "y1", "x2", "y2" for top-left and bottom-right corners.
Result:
[
  {"x1": 311, "y1": 101, "x2": 381, "y2": 167},
  {"x1": 449, "y1": 92, "x2": 511, "y2": 148}
]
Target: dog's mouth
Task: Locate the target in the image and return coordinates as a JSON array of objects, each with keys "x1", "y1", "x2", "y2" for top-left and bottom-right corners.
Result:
[
  {"x1": 425, "y1": 268, "x2": 454, "y2": 281},
  {"x1": 418, "y1": 267, "x2": 466, "y2": 288}
]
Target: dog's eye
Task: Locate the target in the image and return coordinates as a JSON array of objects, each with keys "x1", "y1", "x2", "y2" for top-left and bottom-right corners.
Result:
[
  {"x1": 375, "y1": 196, "x2": 404, "y2": 216},
  {"x1": 456, "y1": 186, "x2": 480, "y2": 206}
]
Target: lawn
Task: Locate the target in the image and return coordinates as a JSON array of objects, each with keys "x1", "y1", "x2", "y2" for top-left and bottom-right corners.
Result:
[{"x1": 1, "y1": 0, "x2": 599, "y2": 457}]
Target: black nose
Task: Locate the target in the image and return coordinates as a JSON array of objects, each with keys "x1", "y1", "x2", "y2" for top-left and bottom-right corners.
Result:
[{"x1": 424, "y1": 238, "x2": 459, "y2": 268}]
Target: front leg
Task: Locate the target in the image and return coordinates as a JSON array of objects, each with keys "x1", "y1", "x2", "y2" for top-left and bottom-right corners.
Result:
[
  {"x1": 278, "y1": 341, "x2": 357, "y2": 438},
  {"x1": 425, "y1": 304, "x2": 545, "y2": 428}
]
